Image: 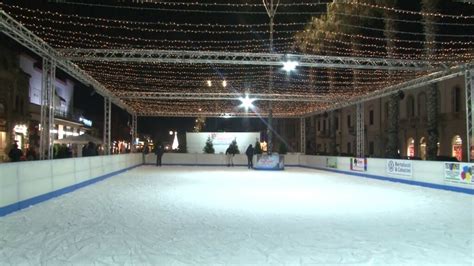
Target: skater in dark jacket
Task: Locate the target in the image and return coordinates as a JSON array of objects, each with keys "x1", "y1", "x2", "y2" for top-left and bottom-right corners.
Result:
[
  {"x1": 154, "y1": 144, "x2": 164, "y2": 166},
  {"x1": 245, "y1": 144, "x2": 254, "y2": 169}
]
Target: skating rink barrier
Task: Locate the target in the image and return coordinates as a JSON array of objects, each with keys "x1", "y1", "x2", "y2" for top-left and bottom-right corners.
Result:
[
  {"x1": 2, "y1": 153, "x2": 472, "y2": 216},
  {"x1": 146, "y1": 153, "x2": 473, "y2": 193},
  {"x1": 0, "y1": 153, "x2": 142, "y2": 216}
]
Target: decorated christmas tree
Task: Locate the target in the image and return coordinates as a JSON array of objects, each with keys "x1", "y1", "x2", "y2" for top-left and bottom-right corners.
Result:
[{"x1": 203, "y1": 136, "x2": 215, "y2": 154}]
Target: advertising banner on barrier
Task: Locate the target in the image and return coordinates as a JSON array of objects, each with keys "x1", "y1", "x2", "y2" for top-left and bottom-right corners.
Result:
[
  {"x1": 350, "y1": 158, "x2": 367, "y2": 172},
  {"x1": 255, "y1": 154, "x2": 285, "y2": 170},
  {"x1": 386, "y1": 159, "x2": 412, "y2": 177},
  {"x1": 326, "y1": 157, "x2": 337, "y2": 169},
  {"x1": 444, "y1": 162, "x2": 474, "y2": 185}
]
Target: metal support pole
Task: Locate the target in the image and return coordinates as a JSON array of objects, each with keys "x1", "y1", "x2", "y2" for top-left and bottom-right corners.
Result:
[
  {"x1": 356, "y1": 103, "x2": 365, "y2": 158},
  {"x1": 300, "y1": 117, "x2": 306, "y2": 154},
  {"x1": 39, "y1": 58, "x2": 56, "y2": 160},
  {"x1": 103, "y1": 97, "x2": 111, "y2": 155},
  {"x1": 131, "y1": 113, "x2": 137, "y2": 153},
  {"x1": 465, "y1": 67, "x2": 473, "y2": 162},
  {"x1": 264, "y1": 0, "x2": 279, "y2": 154}
]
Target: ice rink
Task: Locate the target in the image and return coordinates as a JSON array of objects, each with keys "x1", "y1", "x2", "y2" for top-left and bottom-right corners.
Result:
[{"x1": 0, "y1": 166, "x2": 472, "y2": 265}]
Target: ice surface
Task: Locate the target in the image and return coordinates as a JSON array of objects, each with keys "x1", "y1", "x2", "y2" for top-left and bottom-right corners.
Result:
[{"x1": 0, "y1": 166, "x2": 472, "y2": 265}]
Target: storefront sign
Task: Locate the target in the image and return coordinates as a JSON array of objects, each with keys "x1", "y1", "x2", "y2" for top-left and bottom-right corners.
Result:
[
  {"x1": 444, "y1": 163, "x2": 474, "y2": 185},
  {"x1": 350, "y1": 158, "x2": 367, "y2": 172},
  {"x1": 326, "y1": 157, "x2": 337, "y2": 169},
  {"x1": 255, "y1": 154, "x2": 284, "y2": 170},
  {"x1": 386, "y1": 159, "x2": 412, "y2": 177}
]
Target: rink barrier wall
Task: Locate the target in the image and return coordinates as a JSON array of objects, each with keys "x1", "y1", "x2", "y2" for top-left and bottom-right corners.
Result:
[
  {"x1": 145, "y1": 153, "x2": 473, "y2": 194},
  {"x1": 0, "y1": 153, "x2": 142, "y2": 217}
]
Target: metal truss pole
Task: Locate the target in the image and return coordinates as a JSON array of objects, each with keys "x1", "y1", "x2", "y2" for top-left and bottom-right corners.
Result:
[
  {"x1": 131, "y1": 113, "x2": 137, "y2": 153},
  {"x1": 264, "y1": 0, "x2": 279, "y2": 154},
  {"x1": 39, "y1": 58, "x2": 56, "y2": 160},
  {"x1": 465, "y1": 67, "x2": 473, "y2": 162},
  {"x1": 103, "y1": 97, "x2": 111, "y2": 155},
  {"x1": 300, "y1": 117, "x2": 306, "y2": 154},
  {"x1": 356, "y1": 103, "x2": 365, "y2": 158}
]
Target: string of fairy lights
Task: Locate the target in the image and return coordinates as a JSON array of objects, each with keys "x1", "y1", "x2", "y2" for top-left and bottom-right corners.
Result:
[{"x1": 1, "y1": 1, "x2": 473, "y2": 116}]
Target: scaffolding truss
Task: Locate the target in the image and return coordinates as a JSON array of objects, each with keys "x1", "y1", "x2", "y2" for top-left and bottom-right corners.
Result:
[
  {"x1": 118, "y1": 92, "x2": 328, "y2": 102},
  {"x1": 465, "y1": 67, "x2": 474, "y2": 162},
  {"x1": 39, "y1": 58, "x2": 55, "y2": 160},
  {"x1": 0, "y1": 10, "x2": 135, "y2": 115},
  {"x1": 103, "y1": 97, "x2": 111, "y2": 155},
  {"x1": 356, "y1": 103, "x2": 365, "y2": 158},
  {"x1": 300, "y1": 117, "x2": 306, "y2": 154},
  {"x1": 131, "y1": 113, "x2": 137, "y2": 153},
  {"x1": 59, "y1": 49, "x2": 445, "y2": 71}
]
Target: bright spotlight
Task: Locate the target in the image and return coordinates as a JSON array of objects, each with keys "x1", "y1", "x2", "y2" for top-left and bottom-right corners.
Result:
[
  {"x1": 239, "y1": 94, "x2": 255, "y2": 110},
  {"x1": 222, "y1": 80, "x2": 227, "y2": 87},
  {"x1": 207, "y1": 80, "x2": 212, "y2": 87},
  {"x1": 282, "y1": 60, "x2": 299, "y2": 72}
]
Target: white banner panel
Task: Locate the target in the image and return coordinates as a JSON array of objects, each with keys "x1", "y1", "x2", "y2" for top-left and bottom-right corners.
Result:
[
  {"x1": 386, "y1": 159, "x2": 412, "y2": 177},
  {"x1": 444, "y1": 162, "x2": 474, "y2": 185},
  {"x1": 186, "y1": 132, "x2": 260, "y2": 154}
]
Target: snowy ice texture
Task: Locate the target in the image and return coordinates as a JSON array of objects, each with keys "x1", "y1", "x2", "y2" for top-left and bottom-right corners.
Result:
[{"x1": 0, "y1": 166, "x2": 472, "y2": 265}]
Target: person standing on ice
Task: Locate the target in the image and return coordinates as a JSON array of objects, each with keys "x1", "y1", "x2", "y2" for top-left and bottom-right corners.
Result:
[
  {"x1": 225, "y1": 145, "x2": 234, "y2": 167},
  {"x1": 245, "y1": 144, "x2": 254, "y2": 169},
  {"x1": 154, "y1": 144, "x2": 164, "y2": 167}
]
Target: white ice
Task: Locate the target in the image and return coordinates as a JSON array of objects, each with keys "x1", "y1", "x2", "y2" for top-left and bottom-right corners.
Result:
[{"x1": 0, "y1": 166, "x2": 472, "y2": 265}]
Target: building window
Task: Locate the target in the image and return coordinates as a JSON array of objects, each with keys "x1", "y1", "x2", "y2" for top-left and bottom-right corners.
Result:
[
  {"x1": 347, "y1": 142, "x2": 351, "y2": 154},
  {"x1": 407, "y1": 138, "x2": 415, "y2": 157},
  {"x1": 335, "y1": 116, "x2": 339, "y2": 130},
  {"x1": 452, "y1": 135, "x2": 462, "y2": 161},
  {"x1": 419, "y1": 137, "x2": 427, "y2": 160},
  {"x1": 369, "y1": 141, "x2": 374, "y2": 156},
  {"x1": 453, "y1": 87, "x2": 461, "y2": 113},
  {"x1": 347, "y1": 115, "x2": 351, "y2": 128},
  {"x1": 317, "y1": 119, "x2": 320, "y2": 131},
  {"x1": 369, "y1": 110, "x2": 374, "y2": 125},
  {"x1": 385, "y1": 102, "x2": 389, "y2": 119},
  {"x1": 323, "y1": 119, "x2": 326, "y2": 132}
]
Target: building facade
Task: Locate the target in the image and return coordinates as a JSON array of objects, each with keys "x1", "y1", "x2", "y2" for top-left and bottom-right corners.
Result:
[
  {"x1": 0, "y1": 44, "x2": 93, "y2": 162},
  {"x1": 306, "y1": 75, "x2": 468, "y2": 161}
]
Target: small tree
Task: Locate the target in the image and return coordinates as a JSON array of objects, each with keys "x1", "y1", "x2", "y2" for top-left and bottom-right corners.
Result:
[
  {"x1": 278, "y1": 142, "x2": 288, "y2": 154},
  {"x1": 203, "y1": 136, "x2": 215, "y2": 154},
  {"x1": 254, "y1": 141, "x2": 262, "y2": 154},
  {"x1": 229, "y1": 139, "x2": 240, "y2": 154}
]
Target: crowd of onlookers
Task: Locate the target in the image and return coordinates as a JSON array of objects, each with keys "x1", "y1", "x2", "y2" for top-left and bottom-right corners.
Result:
[{"x1": 5, "y1": 141, "x2": 110, "y2": 162}]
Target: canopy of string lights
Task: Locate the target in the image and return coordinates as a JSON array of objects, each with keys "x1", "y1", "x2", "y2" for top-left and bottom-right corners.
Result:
[{"x1": 1, "y1": 0, "x2": 473, "y2": 117}]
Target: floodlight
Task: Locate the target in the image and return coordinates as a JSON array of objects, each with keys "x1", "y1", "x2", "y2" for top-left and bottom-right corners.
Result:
[
  {"x1": 282, "y1": 60, "x2": 299, "y2": 72},
  {"x1": 239, "y1": 94, "x2": 256, "y2": 110}
]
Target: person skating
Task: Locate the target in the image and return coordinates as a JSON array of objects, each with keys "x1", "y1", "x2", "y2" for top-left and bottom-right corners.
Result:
[
  {"x1": 225, "y1": 145, "x2": 234, "y2": 167},
  {"x1": 245, "y1": 144, "x2": 254, "y2": 169},
  {"x1": 154, "y1": 144, "x2": 164, "y2": 166}
]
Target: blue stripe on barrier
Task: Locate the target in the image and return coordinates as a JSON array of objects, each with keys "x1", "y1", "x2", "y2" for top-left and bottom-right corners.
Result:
[
  {"x1": 0, "y1": 164, "x2": 142, "y2": 217},
  {"x1": 298, "y1": 165, "x2": 474, "y2": 195}
]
